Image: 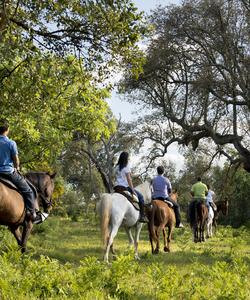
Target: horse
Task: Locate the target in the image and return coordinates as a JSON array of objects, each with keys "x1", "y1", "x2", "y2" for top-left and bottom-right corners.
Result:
[
  {"x1": 213, "y1": 199, "x2": 229, "y2": 232},
  {"x1": 189, "y1": 199, "x2": 208, "y2": 242},
  {"x1": 0, "y1": 171, "x2": 56, "y2": 252},
  {"x1": 98, "y1": 181, "x2": 152, "y2": 263},
  {"x1": 147, "y1": 191, "x2": 177, "y2": 254},
  {"x1": 206, "y1": 205, "x2": 214, "y2": 238}
]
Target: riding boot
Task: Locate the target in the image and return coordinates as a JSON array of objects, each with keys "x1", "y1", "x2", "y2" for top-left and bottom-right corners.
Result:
[
  {"x1": 138, "y1": 204, "x2": 149, "y2": 223},
  {"x1": 174, "y1": 206, "x2": 183, "y2": 228}
]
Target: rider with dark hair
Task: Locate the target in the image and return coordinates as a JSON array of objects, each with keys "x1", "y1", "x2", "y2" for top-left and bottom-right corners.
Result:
[
  {"x1": 151, "y1": 166, "x2": 184, "y2": 228},
  {"x1": 0, "y1": 119, "x2": 39, "y2": 222},
  {"x1": 113, "y1": 151, "x2": 148, "y2": 223},
  {"x1": 190, "y1": 177, "x2": 208, "y2": 200},
  {"x1": 206, "y1": 184, "x2": 217, "y2": 212}
]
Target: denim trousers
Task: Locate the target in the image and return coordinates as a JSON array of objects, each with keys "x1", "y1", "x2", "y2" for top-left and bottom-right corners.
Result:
[
  {"x1": 0, "y1": 170, "x2": 35, "y2": 211},
  {"x1": 127, "y1": 187, "x2": 145, "y2": 205}
]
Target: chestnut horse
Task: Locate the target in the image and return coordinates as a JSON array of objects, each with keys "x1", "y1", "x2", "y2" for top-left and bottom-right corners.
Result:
[
  {"x1": 189, "y1": 199, "x2": 208, "y2": 242},
  {"x1": 213, "y1": 199, "x2": 229, "y2": 231},
  {"x1": 0, "y1": 171, "x2": 56, "y2": 252},
  {"x1": 147, "y1": 192, "x2": 177, "y2": 254}
]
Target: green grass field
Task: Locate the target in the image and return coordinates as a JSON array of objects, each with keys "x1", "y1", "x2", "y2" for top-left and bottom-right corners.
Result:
[{"x1": 0, "y1": 215, "x2": 249, "y2": 299}]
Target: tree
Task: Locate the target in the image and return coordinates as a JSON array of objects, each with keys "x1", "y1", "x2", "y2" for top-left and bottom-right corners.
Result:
[
  {"x1": 122, "y1": 0, "x2": 250, "y2": 171},
  {"x1": 0, "y1": 0, "x2": 147, "y2": 75},
  {"x1": 70, "y1": 119, "x2": 140, "y2": 192},
  {"x1": 0, "y1": 51, "x2": 114, "y2": 169}
]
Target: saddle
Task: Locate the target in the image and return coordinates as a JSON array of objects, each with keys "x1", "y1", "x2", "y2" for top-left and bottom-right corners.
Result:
[
  {"x1": 113, "y1": 186, "x2": 140, "y2": 211},
  {"x1": 0, "y1": 176, "x2": 38, "y2": 199},
  {"x1": 153, "y1": 197, "x2": 174, "y2": 208}
]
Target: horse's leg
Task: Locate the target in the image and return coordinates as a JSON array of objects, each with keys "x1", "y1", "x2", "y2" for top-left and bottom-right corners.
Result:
[
  {"x1": 20, "y1": 220, "x2": 33, "y2": 253},
  {"x1": 9, "y1": 225, "x2": 22, "y2": 246},
  {"x1": 201, "y1": 220, "x2": 206, "y2": 242},
  {"x1": 164, "y1": 225, "x2": 173, "y2": 252},
  {"x1": 198, "y1": 221, "x2": 202, "y2": 242},
  {"x1": 134, "y1": 223, "x2": 143, "y2": 260},
  {"x1": 148, "y1": 223, "x2": 154, "y2": 254},
  {"x1": 162, "y1": 227, "x2": 168, "y2": 252},
  {"x1": 104, "y1": 224, "x2": 119, "y2": 263},
  {"x1": 207, "y1": 221, "x2": 210, "y2": 238},
  {"x1": 124, "y1": 226, "x2": 134, "y2": 248},
  {"x1": 154, "y1": 226, "x2": 162, "y2": 254},
  {"x1": 206, "y1": 218, "x2": 211, "y2": 238},
  {"x1": 194, "y1": 224, "x2": 199, "y2": 243},
  {"x1": 110, "y1": 243, "x2": 115, "y2": 256}
]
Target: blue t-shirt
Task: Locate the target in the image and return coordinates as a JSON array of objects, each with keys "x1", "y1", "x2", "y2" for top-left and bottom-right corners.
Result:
[
  {"x1": 0, "y1": 135, "x2": 18, "y2": 173},
  {"x1": 152, "y1": 175, "x2": 172, "y2": 199}
]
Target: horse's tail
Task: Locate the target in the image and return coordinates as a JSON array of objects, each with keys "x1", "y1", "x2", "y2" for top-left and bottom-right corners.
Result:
[
  {"x1": 149, "y1": 202, "x2": 157, "y2": 242},
  {"x1": 189, "y1": 200, "x2": 198, "y2": 228},
  {"x1": 99, "y1": 193, "x2": 112, "y2": 246}
]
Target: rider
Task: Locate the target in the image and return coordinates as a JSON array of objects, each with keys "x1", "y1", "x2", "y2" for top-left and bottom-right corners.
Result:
[
  {"x1": 0, "y1": 119, "x2": 39, "y2": 222},
  {"x1": 113, "y1": 151, "x2": 148, "y2": 223},
  {"x1": 151, "y1": 166, "x2": 184, "y2": 228},
  {"x1": 206, "y1": 184, "x2": 217, "y2": 212},
  {"x1": 190, "y1": 177, "x2": 208, "y2": 201}
]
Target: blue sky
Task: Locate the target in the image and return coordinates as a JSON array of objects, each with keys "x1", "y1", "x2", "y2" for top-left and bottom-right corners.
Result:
[{"x1": 133, "y1": 0, "x2": 181, "y2": 13}]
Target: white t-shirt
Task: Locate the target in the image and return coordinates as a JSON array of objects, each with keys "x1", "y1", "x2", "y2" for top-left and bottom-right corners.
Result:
[
  {"x1": 206, "y1": 190, "x2": 215, "y2": 203},
  {"x1": 114, "y1": 165, "x2": 131, "y2": 187}
]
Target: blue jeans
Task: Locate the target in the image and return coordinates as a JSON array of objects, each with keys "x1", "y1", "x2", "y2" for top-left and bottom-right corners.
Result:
[
  {"x1": 0, "y1": 170, "x2": 35, "y2": 211},
  {"x1": 127, "y1": 187, "x2": 144, "y2": 205}
]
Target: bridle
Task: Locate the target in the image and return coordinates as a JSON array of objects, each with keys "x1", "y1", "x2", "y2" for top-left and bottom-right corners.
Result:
[{"x1": 27, "y1": 173, "x2": 53, "y2": 212}]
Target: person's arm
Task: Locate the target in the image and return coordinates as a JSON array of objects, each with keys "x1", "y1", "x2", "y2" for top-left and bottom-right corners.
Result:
[
  {"x1": 12, "y1": 154, "x2": 20, "y2": 171},
  {"x1": 205, "y1": 185, "x2": 208, "y2": 196},
  {"x1": 126, "y1": 172, "x2": 135, "y2": 194},
  {"x1": 190, "y1": 185, "x2": 194, "y2": 197},
  {"x1": 166, "y1": 178, "x2": 172, "y2": 194}
]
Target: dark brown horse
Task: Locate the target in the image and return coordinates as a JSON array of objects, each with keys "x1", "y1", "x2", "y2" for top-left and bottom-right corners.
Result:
[
  {"x1": 189, "y1": 199, "x2": 208, "y2": 242},
  {"x1": 213, "y1": 199, "x2": 229, "y2": 231},
  {"x1": 147, "y1": 192, "x2": 176, "y2": 254},
  {"x1": 0, "y1": 171, "x2": 56, "y2": 252}
]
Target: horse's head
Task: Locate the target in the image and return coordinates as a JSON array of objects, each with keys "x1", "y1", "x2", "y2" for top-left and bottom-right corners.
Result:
[
  {"x1": 170, "y1": 188, "x2": 178, "y2": 201},
  {"x1": 217, "y1": 198, "x2": 229, "y2": 216},
  {"x1": 25, "y1": 172, "x2": 56, "y2": 213},
  {"x1": 135, "y1": 181, "x2": 152, "y2": 204},
  {"x1": 221, "y1": 199, "x2": 229, "y2": 216}
]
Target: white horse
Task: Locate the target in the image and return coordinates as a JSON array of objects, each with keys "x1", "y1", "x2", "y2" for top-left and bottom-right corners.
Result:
[
  {"x1": 97, "y1": 181, "x2": 152, "y2": 263},
  {"x1": 206, "y1": 205, "x2": 214, "y2": 238}
]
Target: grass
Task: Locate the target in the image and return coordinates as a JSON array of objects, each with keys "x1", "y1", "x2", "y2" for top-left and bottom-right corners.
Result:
[{"x1": 0, "y1": 215, "x2": 249, "y2": 299}]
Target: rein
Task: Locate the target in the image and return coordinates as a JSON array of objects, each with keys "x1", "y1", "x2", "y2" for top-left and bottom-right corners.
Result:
[{"x1": 26, "y1": 173, "x2": 53, "y2": 211}]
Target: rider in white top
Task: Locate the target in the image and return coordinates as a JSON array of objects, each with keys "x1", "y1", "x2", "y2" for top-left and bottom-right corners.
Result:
[
  {"x1": 113, "y1": 151, "x2": 148, "y2": 223},
  {"x1": 206, "y1": 185, "x2": 217, "y2": 211},
  {"x1": 114, "y1": 165, "x2": 131, "y2": 187}
]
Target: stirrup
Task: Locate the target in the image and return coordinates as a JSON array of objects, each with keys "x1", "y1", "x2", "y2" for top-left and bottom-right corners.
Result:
[{"x1": 33, "y1": 212, "x2": 49, "y2": 224}]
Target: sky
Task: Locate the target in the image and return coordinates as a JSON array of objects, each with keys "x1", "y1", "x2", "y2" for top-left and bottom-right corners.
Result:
[{"x1": 106, "y1": 0, "x2": 185, "y2": 173}]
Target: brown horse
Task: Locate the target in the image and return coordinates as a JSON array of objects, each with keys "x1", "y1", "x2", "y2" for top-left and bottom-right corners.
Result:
[
  {"x1": 189, "y1": 199, "x2": 208, "y2": 242},
  {"x1": 213, "y1": 199, "x2": 229, "y2": 231},
  {"x1": 0, "y1": 171, "x2": 56, "y2": 252},
  {"x1": 147, "y1": 192, "x2": 177, "y2": 254}
]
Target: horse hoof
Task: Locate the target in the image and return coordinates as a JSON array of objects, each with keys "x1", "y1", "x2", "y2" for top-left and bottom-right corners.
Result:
[
  {"x1": 153, "y1": 249, "x2": 159, "y2": 254},
  {"x1": 164, "y1": 247, "x2": 170, "y2": 252}
]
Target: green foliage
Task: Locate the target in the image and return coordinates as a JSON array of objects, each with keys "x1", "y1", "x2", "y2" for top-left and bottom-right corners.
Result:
[{"x1": 0, "y1": 218, "x2": 249, "y2": 299}]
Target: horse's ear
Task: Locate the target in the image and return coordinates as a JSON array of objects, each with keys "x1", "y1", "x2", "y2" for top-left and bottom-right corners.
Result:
[
  {"x1": 46, "y1": 172, "x2": 57, "y2": 179},
  {"x1": 50, "y1": 172, "x2": 57, "y2": 179}
]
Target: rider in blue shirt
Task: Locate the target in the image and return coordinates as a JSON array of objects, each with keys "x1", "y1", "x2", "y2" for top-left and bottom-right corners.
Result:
[
  {"x1": 0, "y1": 119, "x2": 38, "y2": 221},
  {"x1": 152, "y1": 166, "x2": 184, "y2": 228}
]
